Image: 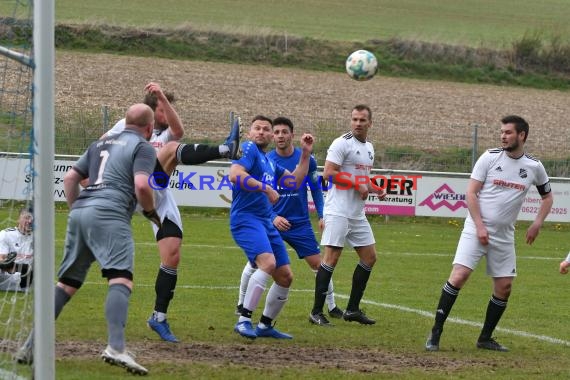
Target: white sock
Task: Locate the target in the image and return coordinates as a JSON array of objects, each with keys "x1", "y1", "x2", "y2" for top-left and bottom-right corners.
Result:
[
  {"x1": 326, "y1": 278, "x2": 336, "y2": 311},
  {"x1": 238, "y1": 270, "x2": 270, "y2": 323},
  {"x1": 153, "y1": 311, "x2": 167, "y2": 323},
  {"x1": 262, "y1": 282, "x2": 289, "y2": 321},
  {"x1": 219, "y1": 145, "x2": 229, "y2": 155},
  {"x1": 238, "y1": 261, "x2": 256, "y2": 306}
]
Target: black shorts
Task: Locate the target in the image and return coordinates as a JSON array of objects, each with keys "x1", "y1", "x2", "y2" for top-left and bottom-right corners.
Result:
[{"x1": 156, "y1": 216, "x2": 183, "y2": 241}]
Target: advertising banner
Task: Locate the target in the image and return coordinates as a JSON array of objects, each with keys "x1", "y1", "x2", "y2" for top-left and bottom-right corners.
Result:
[{"x1": 0, "y1": 157, "x2": 568, "y2": 222}]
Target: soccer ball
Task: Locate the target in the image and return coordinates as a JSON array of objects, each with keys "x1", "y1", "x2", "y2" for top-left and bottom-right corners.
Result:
[{"x1": 345, "y1": 50, "x2": 378, "y2": 81}]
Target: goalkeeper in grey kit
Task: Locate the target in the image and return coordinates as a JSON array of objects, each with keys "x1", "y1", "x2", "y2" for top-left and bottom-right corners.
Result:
[{"x1": 16, "y1": 103, "x2": 160, "y2": 374}]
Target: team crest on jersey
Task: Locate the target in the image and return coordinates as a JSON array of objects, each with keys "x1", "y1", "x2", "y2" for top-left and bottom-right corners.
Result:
[
  {"x1": 519, "y1": 168, "x2": 527, "y2": 178},
  {"x1": 368, "y1": 151, "x2": 373, "y2": 160}
]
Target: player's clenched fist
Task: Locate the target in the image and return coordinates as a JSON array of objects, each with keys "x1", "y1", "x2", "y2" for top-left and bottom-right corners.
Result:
[{"x1": 300, "y1": 133, "x2": 314, "y2": 153}]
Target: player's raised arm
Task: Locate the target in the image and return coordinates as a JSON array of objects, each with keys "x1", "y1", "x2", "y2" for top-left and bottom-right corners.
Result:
[
  {"x1": 280, "y1": 133, "x2": 314, "y2": 190},
  {"x1": 145, "y1": 82, "x2": 184, "y2": 140}
]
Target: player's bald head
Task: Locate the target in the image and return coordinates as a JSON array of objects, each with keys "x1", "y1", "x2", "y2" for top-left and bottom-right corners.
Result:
[{"x1": 125, "y1": 103, "x2": 154, "y2": 128}]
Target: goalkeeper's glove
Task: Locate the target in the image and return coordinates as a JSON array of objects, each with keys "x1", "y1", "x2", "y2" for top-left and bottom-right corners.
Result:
[
  {"x1": 0, "y1": 251, "x2": 17, "y2": 271},
  {"x1": 143, "y1": 209, "x2": 162, "y2": 229}
]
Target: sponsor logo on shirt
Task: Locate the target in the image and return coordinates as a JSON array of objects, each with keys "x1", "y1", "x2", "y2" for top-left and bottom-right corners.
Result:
[{"x1": 493, "y1": 179, "x2": 526, "y2": 191}]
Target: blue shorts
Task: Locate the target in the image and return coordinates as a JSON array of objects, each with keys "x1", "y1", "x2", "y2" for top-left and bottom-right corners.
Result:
[
  {"x1": 280, "y1": 219, "x2": 320, "y2": 259},
  {"x1": 231, "y1": 217, "x2": 290, "y2": 268}
]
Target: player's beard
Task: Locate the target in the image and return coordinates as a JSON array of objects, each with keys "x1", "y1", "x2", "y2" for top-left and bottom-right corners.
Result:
[{"x1": 503, "y1": 140, "x2": 520, "y2": 152}]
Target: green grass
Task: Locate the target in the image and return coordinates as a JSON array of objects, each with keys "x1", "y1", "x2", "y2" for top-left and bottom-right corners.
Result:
[
  {"x1": 3, "y1": 207, "x2": 570, "y2": 378},
  {"x1": 34, "y1": 0, "x2": 570, "y2": 48},
  {"x1": 3, "y1": 1, "x2": 570, "y2": 90}
]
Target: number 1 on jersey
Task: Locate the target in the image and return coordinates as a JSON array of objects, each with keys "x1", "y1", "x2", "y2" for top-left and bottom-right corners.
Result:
[{"x1": 94, "y1": 150, "x2": 109, "y2": 185}]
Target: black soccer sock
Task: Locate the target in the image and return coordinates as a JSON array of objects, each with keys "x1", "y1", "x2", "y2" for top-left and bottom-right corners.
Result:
[
  {"x1": 154, "y1": 265, "x2": 177, "y2": 314},
  {"x1": 478, "y1": 294, "x2": 508, "y2": 341},
  {"x1": 240, "y1": 307, "x2": 253, "y2": 319},
  {"x1": 54, "y1": 286, "x2": 71, "y2": 319},
  {"x1": 311, "y1": 263, "x2": 334, "y2": 315},
  {"x1": 176, "y1": 143, "x2": 222, "y2": 165},
  {"x1": 346, "y1": 261, "x2": 372, "y2": 312},
  {"x1": 433, "y1": 281, "x2": 460, "y2": 332},
  {"x1": 259, "y1": 314, "x2": 273, "y2": 327}
]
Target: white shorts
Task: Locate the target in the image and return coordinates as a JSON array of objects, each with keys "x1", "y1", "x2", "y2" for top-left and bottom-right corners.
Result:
[
  {"x1": 453, "y1": 230, "x2": 516, "y2": 277},
  {"x1": 151, "y1": 188, "x2": 182, "y2": 237},
  {"x1": 320, "y1": 214, "x2": 375, "y2": 248}
]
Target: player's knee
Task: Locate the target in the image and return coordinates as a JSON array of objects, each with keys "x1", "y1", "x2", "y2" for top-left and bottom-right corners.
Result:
[
  {"x1": 161, "y1": 250, "x2": 180, "y2": 268},
  {"x1": 495, "y1": 281, "x2": 512, "y2": 299},
  {"x1": 365, "y1": 253, "x2": 377, "y2": 267},
  {"x1": 261, "y1": 261, "x2": 277, "y2": 274},
  {"x1": 275, "y1": 270, "x2": 293, "y2": 288},
  {"x1": 305, "y1": 255, "x2": 320, "y2": 271}
]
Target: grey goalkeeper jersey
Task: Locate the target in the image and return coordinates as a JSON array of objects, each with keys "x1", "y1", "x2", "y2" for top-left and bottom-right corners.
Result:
[{"x1": 71, "y1": 129, "x2": 156, "y2": 219}]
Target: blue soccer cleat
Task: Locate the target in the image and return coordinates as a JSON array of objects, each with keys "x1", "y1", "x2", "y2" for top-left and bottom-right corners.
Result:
[
  {"x1": 234, "y1": 320, "x2": 257, "y2": 339},
  {"x1": 147, "y1": 316, "x2": 179, "y2": 343},
  {"x1": 255, "y1": 325, "x2": 293, "y2": 339},
  {"x1": 223, "y1": 112, "x2": 242, "y2": 160}
]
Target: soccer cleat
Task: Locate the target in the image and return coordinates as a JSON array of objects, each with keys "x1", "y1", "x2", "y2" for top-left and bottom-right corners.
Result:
[
  {"x1": 235, "y1": 304, "x2": 244, "y2": 316},
  {"x1": 343, "y1": 309, "x2": 376, "y2": 325},
  {"x1": 234, "y1": 320, "x2": 257, "y2": 339},
  {"x1": 223, "y1": 112, "x2": 242, "y2": 160},
  {"x1": 328, "y1": 306, "x2": 345, "y2": 319},
  {"x1": 309, "y1": 312, "x2": 333, "y2": 327},
  {"x1": 147, "y1": 316, "x2": 179, "y2": 343},
  {"x1": 476, "y1": 337, "x2": 509, "y2": 352},
  {"x1": 255, "y1": 324, "x2": 293, "y2": 339},
  {"x1": 101, "y1": 345, "x2": 148, "y2": 376},
  {"x1": 425, "y1": 329, "x2": 442, "y2": 351},
  {"x1": 13, "y1": 344, "x2": 33, "y2": 365}
]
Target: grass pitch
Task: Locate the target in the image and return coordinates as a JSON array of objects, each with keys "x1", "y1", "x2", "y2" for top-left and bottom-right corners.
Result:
[{"x1": 32, "y1": 207, "x2": 570, "y2": 379}]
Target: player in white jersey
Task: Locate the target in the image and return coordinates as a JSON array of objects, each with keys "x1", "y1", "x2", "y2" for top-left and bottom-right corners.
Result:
[
  {"x1": 309, "y1": 104, "x2": 386, "y2": 327},
  {"x1": 104, "y1": 82, "x2": 240, "y2": 342},
  {"x1": 425, "y1": 115, "x2": 553, "y2": 352},
  {"x1": 0, "y1": 207, "x2": 33, "y2": 292}
]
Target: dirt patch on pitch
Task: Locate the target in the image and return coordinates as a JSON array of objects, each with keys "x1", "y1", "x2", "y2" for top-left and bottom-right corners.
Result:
[{"x1": 56, "y1": 340, "x2": 493, "y2": 374}]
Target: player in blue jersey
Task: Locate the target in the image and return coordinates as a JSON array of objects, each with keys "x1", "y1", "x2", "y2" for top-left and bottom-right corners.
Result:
[
  {"x1": 230, "y1": 115, "x2": 314, "y2": 340},
  {"x1": 235, "y1": 116, "x2": 343, "y2": 319}
]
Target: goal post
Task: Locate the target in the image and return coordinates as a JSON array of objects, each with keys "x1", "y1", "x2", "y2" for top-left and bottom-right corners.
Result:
[
  {"x1": 0, "y1": 0, "x2": 55, "y2": 378},
  {"x1": 32, "y1": 0, "x2": 55, "y2": 379}
]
